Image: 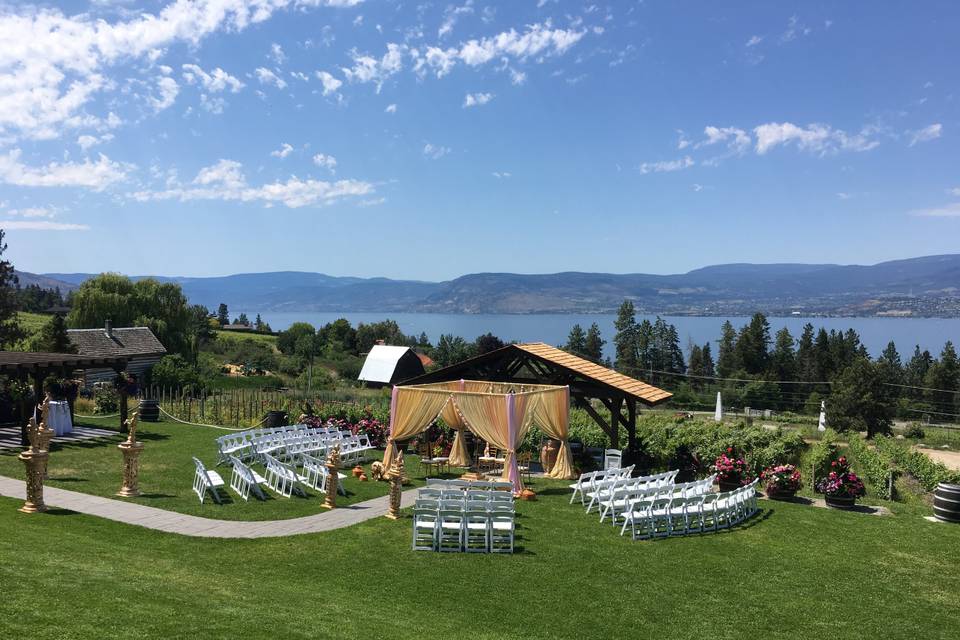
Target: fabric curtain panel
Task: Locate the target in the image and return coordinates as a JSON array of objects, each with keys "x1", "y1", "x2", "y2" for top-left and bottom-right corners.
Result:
[
  {"x1": 442, "y1": 381, "x2": 471, "y2": 467},
  {"x1": 382, "y1": 386, "x2": 452, "y2": 472},
  {"x1": 530, "y1": 386, "x2": 574, "y2": 480}
]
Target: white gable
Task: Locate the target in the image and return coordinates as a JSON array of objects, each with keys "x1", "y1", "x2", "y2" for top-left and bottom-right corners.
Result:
[{"x1": 358, "y1": 345, "x2": 413, "y2": 383}]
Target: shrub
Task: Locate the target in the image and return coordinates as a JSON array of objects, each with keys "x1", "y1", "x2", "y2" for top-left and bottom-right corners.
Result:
[
  {"x1": 809, "y1": 428, "x2": 840, "y2": 484},
  {"x1": 874, "y1": 436, "x2": 960, "y2": 491},
  {"x1": 94, "y1": 387, "x2": 119, "y2": 414},
  {"x1": 904, "y1": 423, "x2": 925, "y2": 439},
  {"x1": 848, "y1": 435, "x2": 896, "y2": 500}
]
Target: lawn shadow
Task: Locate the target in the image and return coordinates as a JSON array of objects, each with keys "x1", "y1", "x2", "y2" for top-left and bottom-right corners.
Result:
[
  {"x1": 48, "y1": 476, "x2": 88, "y2": 483},
  {"x1": 136, "y1": 493, "x2": 176, "y2": 499}
]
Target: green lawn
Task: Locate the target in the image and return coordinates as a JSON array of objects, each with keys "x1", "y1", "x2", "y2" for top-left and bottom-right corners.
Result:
[
  {"x1": 0, "y1": 416, "x2": 452, "y2": 521},
  {"x1": 2, "y1": 417, "x2": 960, "y2": 638},
  {"x1": 1, "y1": 477, "x2": 959, "y2": 639}
]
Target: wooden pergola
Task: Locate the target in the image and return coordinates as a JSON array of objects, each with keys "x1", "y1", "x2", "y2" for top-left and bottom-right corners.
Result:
[
  {"x1": 0, "y1": 351, "x2": 130, "y2": 445},
  {"x1": 400, "y1": 342, "x2": 673, "y2": 450}
]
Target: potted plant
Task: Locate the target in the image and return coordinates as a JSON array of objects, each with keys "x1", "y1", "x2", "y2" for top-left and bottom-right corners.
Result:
[
  {"x1": 713, "y1": 448, "x2": 751, "y2": 492},
  {"x1": 761, "y1": 464, "x2": 802, "y2": 499},
  {"x1": 816, "y1": 456, "x2": 865, "y2": 509}
]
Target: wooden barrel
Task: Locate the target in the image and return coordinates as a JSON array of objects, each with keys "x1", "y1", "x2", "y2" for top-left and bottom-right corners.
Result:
[
  {"x1": 264, "y1": 410, "x2": 287, "y2": 429},
  {"x1": 138, "y1": 399, "x2": 160, "y2": 422},
  {"x1": 933, "y1": 483, "x2": 960, "y2": 523}
]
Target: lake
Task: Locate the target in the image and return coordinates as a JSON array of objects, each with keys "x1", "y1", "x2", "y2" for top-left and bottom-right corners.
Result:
[{"x1": 236, "y1": 311, "x2": 960, "y2": 359}]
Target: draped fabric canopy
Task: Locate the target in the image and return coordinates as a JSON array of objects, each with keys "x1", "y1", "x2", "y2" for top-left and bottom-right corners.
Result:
[{"x1": 382, "y1": 380, "x2": 572, "y2": 493}]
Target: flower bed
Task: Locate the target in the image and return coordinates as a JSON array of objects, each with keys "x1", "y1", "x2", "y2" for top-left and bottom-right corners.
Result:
[{"x1": 761, "y1": 464, "x2": 802, "y2": 497}]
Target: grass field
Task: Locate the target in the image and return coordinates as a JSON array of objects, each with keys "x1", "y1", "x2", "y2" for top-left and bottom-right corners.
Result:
[{"x1": 1, "y1": 416, "x2": 960, "y2": 638}]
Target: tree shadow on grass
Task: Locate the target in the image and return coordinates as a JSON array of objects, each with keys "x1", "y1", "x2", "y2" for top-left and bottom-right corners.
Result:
[{"x1": 48, "y1": 476, "x2": 88, "y2": 483}]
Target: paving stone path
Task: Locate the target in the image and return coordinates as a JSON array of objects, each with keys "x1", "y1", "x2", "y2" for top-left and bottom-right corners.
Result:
[{"x1": 0, "y1": 475, "x2": 418, "y2": 538}]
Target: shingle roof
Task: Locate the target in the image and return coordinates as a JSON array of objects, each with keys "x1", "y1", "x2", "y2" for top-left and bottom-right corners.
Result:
[
  {"x1": 0, "y1": 351, "x2": 131, "y2": 371},
  {"x1": 514, "y1": 342, "x2": 673, "y2": 405},
  {"x1": 67, "y1": 327, "x2": 166, "y2": 358}
]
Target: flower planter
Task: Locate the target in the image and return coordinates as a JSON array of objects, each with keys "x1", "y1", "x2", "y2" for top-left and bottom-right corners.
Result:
[
  {"x1": 766, "y1": 489, "x2": 798, "y2": 500},
  {"x1": 825, "y1": 494, "x2": 857, "y2": 509}
]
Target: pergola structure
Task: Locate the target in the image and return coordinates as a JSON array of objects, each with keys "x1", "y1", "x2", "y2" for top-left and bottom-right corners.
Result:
[
  {"x1": 0, "y1": 351, "x2": 130, "y2": 445},
  {"x1": 401, "y1": 342, "x2": 673, "y2": 451}
]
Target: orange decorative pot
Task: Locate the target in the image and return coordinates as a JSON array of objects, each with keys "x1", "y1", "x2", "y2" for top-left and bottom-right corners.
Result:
[
  {"x1": 359, "y1": 473, "x2": 368, "y2": 482},
  {"x1": 352, "y1": 465, "x2": 364, "y2": 478},
  {"x1": 519, "y1": 489, "x2": 537, "y2": 501}
]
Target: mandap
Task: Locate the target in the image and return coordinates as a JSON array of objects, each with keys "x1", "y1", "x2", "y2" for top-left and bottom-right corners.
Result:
[{"x1": 382, "y1": 380, "x2": 575, "y2": 494}]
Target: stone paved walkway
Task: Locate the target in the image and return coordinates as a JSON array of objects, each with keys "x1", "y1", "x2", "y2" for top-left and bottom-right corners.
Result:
[{"x1": 0, "y1": 475, "x2": 417, "y2": 539}]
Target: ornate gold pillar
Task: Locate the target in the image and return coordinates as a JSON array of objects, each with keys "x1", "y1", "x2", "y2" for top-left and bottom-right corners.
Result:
[
  {"x1": 36, "y1": 397, "x2": 54, "y2": 480},
  {"x1": 117, "y1": 411, "x2": 144, "y2": 498},
  {"x1": 18, "y1": 417, "x2": 48, "y2": 513},
  {"x1": 322, "y1": 446, "x2": 341, "y2": 510},
  {"x1": 385, "y1": 450, "x2": 405, "y2": 520}
]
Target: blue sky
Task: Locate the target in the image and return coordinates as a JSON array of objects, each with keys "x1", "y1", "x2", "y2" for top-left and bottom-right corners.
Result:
[{"x1": 0, "y1": 0, "x2": 957, "y2": 281}]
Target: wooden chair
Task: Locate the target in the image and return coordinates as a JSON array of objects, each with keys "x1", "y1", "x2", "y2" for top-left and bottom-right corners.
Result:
[
  {"x1": 418, "y1": 442, "x2": 439, "y2": 476},
  {"x1": 517, "y1": 451, "x2": 532, "y2": 483}
]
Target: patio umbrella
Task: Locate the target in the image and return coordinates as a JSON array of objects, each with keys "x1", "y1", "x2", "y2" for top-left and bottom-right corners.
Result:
[
  {"x1": 714, "y1": 392, "x2": 723, "y2": 422},
  {"x1": 817, "y1": 400, "x2": 827, "y2": 432}
]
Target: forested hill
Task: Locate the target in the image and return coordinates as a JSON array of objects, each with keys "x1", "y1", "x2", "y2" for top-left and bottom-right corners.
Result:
[{"x1": 20, "y1": 253, "x2": 960, "y2": 316}]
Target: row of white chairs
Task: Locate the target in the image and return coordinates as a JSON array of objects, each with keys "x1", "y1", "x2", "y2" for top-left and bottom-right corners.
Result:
[
  {"x1": 619, "y1": 479, "x2": 760, "y2": 540},
  {"x1": 192, "y1": 453, "x2": 347, "y2": 504},
  {"x1": 425, "y1": 478, "x2": 514, "y2": 492},
  {"x1": 250, "y1": 432, "x2": 373, "y2": 466},
  {"x1": 584, "y1": 469, "x2": 680, "y2": 515},
  {"x1": 596, "y1": 474, "x2": 714, "y2": 525},
  {"x1": 569, "y1": 465, "x2": 636, "y2": 506},
  {"x1": 216, "y1": 424, "x2": 364, "y2": 464},
  {"x1": 418, "y1": 488, "x2": 516, "y2": 506},
  {"x1": 413, "y1": 502, "x2": 515, "y2": 553}
]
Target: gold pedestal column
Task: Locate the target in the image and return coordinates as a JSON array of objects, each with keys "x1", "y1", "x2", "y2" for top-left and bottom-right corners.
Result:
[
  {"x1": 322, "y1": 446, "x2": 341, "y2": 510},
  {"x1": 18, "y1": 416, "x2": 48, "y2": 513},
  {"x1": 117, "y1": 411, "x2": 144, "y2": 498},
  {"x1": 385, "y1": 451, "x2": 405, "y2": 520}
]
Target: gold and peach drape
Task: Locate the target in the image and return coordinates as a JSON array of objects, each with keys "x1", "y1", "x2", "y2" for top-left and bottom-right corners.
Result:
[
  {"x1": 382, "y1": 386, "x2": 452, "y2": 472},
  {"x1": 441, "y1": 381, "x2": 472, "y2": 467},
  {"x1": 452, "y1": 391, "x2": 535, "y2": 493},
  {"x1": 529, "y1": 386, "x2": 575, "y2": 479}
]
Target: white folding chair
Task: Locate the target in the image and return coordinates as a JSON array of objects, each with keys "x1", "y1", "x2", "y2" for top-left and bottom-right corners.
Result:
[{"x1": 192, "y1": 457, "x2": 225, "y2": 504}]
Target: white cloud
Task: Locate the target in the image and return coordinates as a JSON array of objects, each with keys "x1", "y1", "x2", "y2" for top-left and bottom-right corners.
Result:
[
  {"x1": 746, "y1": 35, "x2": 763, "y2": 47},
  {"x1": 0, "y1": 148, "x2": 128, "y2": 189},
  {"x1": 255, "y1": 67, "x2": 288, "y2": 89},
  {"x1": 384, "y1": 103, "x2": 397, "y2": 113},
  {"x1": 4, "y1": 206, "x2": 58, "y2": 218},
  {"x1": 463, "y1": 92, "x2": 494, "y2": 108},
  {"x1": 312, "y1": 153, "x2": 337, "y2": 172},
  {"x1": 271, "y1": 143, "x2": 294, "y2": 159},
  {"x1": 342, "y1": 43, "x2": 404, "y2": 92},
  {"x1": 492, "y1": 171, "x2": 511, "y2": 178},
  {"x1": 676, "y1": 130, "x2": 691, "y2": 150},
  {"x1": 909, "y1": 123, "x2": 942, "y2": 146},
  {"x1": 132, "y1": 159, "x2": 373, "y2": 209},
  {"x1": 753, "y1": 122, "x2": 879, "y2": 155},
  {"x1": 414, "y1": 22, "x2": 586, "y2": 79},
  {"x1": 182, "y1": 64, "x2": 244, "y2": 93},
  {"x1": 0, "y1": 220, "x2": 90, "y2": 231},
  {"x1": 698, "y1": 126, "x2": 751, "y2": 153},
  {"x1": 691, "y1": 183, "x2": 704, "y2": 192},
  {"x1": 149, "y1": 76, "x2": 179, "y2": 112},
  {"x1": 315, "y1": 71, "x2": 343, "y2": 96},
  {"x1": 357, "y1": 196, "x2": 386, "y2": 207},
  {"x1": 911, "y1": 202, "x2": 960, "y2": 218},
  {"x1": 509, "y1": 68, "x2": 527, "y2": 85},
  {"x1": 836, "y1": 192, "x2": 852, "y2": 200},
  {"x1": 269, "y1": 43, "x2": 286, "y2": 65},
  {"x1": 0, "y1": 1, "x2": 356, "y2": 142},
  {"x1": 639, "y1": 156, "x2": 694, "y2": 174},
  {"x1": 423, "y1": 143, "x2": 451, "y2": 159},
  {"x1": 949, "y1": 187, "x2": 960, "y2": 197},
  {"x1": 77, "y1": 133, "x2": 113, "y2": 150},
  {"x1": 439, "y1": 1, "x2": 475, "y2": 39},
  {"x1": 780, "y1": 15, "x2": 811, "y2": 43}
]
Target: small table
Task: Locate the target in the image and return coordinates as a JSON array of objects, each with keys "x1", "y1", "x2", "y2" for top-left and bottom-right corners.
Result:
[{"x1": 47, "y1": 401, "x2": 73, "y2": 436}]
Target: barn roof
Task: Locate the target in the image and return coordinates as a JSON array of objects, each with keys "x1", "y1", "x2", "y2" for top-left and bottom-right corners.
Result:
[
  {"x1": 358, "y1": 345, "x2": 421, "y2": 384},
  {"x1": 0, "y1": 351, "x2": 130, "y2": 372},
  {"x1": 67, "y1": 326, "x2": 166, "y2": 359}
]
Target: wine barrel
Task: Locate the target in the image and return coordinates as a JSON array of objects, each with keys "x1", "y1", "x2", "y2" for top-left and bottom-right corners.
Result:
[
  {"x1": 138, "y1": 399, "x2": 160, "y2": 422},
  {"x1": 264, "y1": 410, "x2": 288, "y2": 429},
  {"x1": 933, "y1": 483, "x2": 960, "y2": 523}
]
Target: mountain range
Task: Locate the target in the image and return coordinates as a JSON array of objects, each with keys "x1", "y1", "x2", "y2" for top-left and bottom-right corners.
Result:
[{"x1": 15, "y1": 254, "x2": 960, "y2": 317}]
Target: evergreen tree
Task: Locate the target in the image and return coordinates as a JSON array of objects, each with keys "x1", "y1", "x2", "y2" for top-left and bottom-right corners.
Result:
[
  {"x1": 216, "y1": 303, "x2": 229, "y2": 326},
  {"x1": 235, "y1": 312, "x2": 250, "y2": 326},
  {"x1": 0, "y1": 230, "x2": 24, "y2": 349},
  {"x1": 613, "y1": 300, "x2": 638, "y2": 374},
  {"x1": 584, "y1": 323, "x2": 605, "y2": 362},
  {"x1": 904, "y1": 346, "x2": 933, "y2": 402},
  {"x1": 418, "y1": 332, "x2": 431, "y2": 349},
  {"x1": 29, "y1": 313, "x2": 76, "y2": 353},
  {"x1": 828, "y1": 358, "x2": 895, "y2": 438},
  {"x1": 925, "y1": 341, "x2": 960, "y2": 415},
  {"x1": 770, "y1": 327, "x2": 797, "y2": 381},
  {"x1": 666, "y1": 323, "x2": 685, "y2": 373},
  {"x1": 716, "y1": 320, "x2": 738, "y2": 378},
  {"x1": 635, "y1": 319, "x2": 653, "y2": 374},
  {"x1": 701, "y1": 342, "x2": 715, "y2": 377},
  {"x1": 796, "y1": 323, "x2": 817, "y2": 381},
  {"x1": 687, "y1": 343, "x2": 704, "y2": 390},
  {"x1": 735, "y1": 312, "x2": 771, "y2": 375},
  {"x1": 564, "y1": 324, "x2": 587, "y2": 357},
  {"x1": 474, "y1": 332, "x2": 505, "y2": 355}
]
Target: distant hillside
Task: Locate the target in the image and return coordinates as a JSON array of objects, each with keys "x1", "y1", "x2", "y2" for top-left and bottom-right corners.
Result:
[
  {"x1": 35, "y1": 254, "x2": 960, "y2": 317},
  {"x1": 15, "y1": 271, "x2": 79, "y2": 292}
]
